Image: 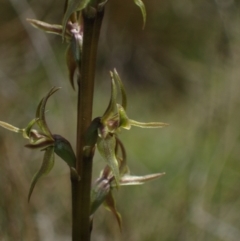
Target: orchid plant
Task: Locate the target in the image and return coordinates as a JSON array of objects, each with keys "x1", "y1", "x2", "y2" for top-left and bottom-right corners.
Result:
[{"x1": 0, "y1": 0, "x2": 167, "y2": 240}]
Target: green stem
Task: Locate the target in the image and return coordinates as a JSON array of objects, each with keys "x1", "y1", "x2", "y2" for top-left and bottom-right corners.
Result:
[{"x1": 71, "y1": 9, "x2": 104, "y2": 241}]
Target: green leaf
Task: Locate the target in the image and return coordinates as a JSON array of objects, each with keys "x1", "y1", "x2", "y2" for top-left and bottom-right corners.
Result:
[
  {"x1": 28, "y1": 146, "x2": 55, "y2": 202},
  {"x1": 62, "y1": 0, "x2": 91, "y2": 39},
  {"x1": 104, "y1": 190, "x2": 122, "y2": 230},
  {"x1": 53, "y1": 134, "x2": 77, "y2": 168},
  {"x1": 36, "y1": 87, "x2": 60, "y2": 138},
  {"x1": 90, "y1": 177, "x2": 110, "y2": 215},
  {"x1": 97, "y1": 135, "x2": 120, "y2": 186},
  {"x1": 133, "y1": 0, "x2": 146, "y2": 29}
]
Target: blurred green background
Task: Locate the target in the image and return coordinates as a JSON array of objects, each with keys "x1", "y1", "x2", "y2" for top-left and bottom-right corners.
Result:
[{"x1": 1, "y1": 0, "x2": 240, "y2": 240}]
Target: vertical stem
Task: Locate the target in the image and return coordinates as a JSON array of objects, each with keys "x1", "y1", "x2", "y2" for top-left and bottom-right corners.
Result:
[{"x1": 71, "y1": 9, "x2": 104, "y2": 241}]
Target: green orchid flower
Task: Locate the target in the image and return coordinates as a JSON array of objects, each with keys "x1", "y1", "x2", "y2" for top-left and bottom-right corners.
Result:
[
  {"x1": 84, "y1": 70, "x2": 166, "y2": 228},
  {"x1": 87, "y1": 69, "x2": 168, "y2": 186},
  {"x1": 0, "y1": 87, "x2": 78, "y2": 201},
  {"x1": 27, "y1": 18, "x2": 83, "y2": 90},
  {"x1": 90, "y1": 137, "x2": 165, "y2": 230}
]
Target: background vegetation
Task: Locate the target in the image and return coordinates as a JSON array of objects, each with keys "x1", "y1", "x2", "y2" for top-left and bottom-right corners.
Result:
[{"x1": 1, "y1": 0, "x2": 240, "y2": 240}]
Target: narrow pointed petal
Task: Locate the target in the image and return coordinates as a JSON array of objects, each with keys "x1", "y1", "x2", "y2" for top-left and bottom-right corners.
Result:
[
  {"x1": 119, "y1": 172, "x2": 165, "y2": 186},
  {"x1": 101, "y1": 72, "x2": 118, "y2": 124},
  {"x1": 133, "y1": 0, "x2": 146, "y2": 29},
  {"x1": 24, "y1": 118, "x2": 39, "y2": 139},
  {"x1": 113, "y1": 69, "x2": 127, "y2": 110},
  {"x1": 0, "y1": 121, "x2": 23, "y2": 134},
  {"x1": 28, "y1": 147, "x2": 55, "y2": 202},
  {"x1": 36, "y1": 87, "x2": 61, "y2": 138},
  {"x1": 97, "y1": 135, "x2": 120, "y2": 186},
  {"x1": 27, "y1": 19, "x2": 63, "y2": 36},
  {"x1": 53, "y1": 134, "x2": 77, "y2": 168},
  {"x1": 104, "y1": 190, "x2": 122, "y2": 230},
  {"x1": 129, "y1": 120, "x2": 169, "y2": 128}
]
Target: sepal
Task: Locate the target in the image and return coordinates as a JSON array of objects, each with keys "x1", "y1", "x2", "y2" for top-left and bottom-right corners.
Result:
[
  {"x1": 97, "y1": 134, "x2": 120, "y2": 186},
  {"x1": 133, "y1": 0, "x2": 146, "y2": 29},
  {"x1": 104, "y1": 190, "x2": 122, "y2": 231},
  {"x1": 28, "y1": 146, "x2": 55, "y2": 201},
  {"x1": 90, "y1": 177, "x2": 110, "y2": 215}
]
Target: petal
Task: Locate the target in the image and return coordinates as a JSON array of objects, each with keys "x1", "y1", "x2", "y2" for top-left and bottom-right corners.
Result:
[
  {"x1": 0, "y1": 121, "x2": 23, "y2": 134},
  {"x1": 24, "y1": 118, "x2": 39, "y2": 139},
  {"x1": 101, "y1": 72, "x2": 118, "y2": 124},
  {"x1": 36, "y1": 87, "x2": 61, "y2": 138},
  {"x1": 119, "y1": 173, "x2": 165, "y2": 186},
  {"x1": 0, "y1": 119, "x2": 40, "y2": 141},
  {"x1": 27, "y1": 19, "x2": 64, "y2": 37},
  {"x1": 113, "y1": 69, "x2": 127, "y2": 110},
  {"x1": 129, "y1": 119, "x2": 169, "y2": 128}
]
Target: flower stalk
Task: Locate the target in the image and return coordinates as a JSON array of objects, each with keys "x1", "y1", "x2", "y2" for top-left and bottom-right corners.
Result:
[
  {"x1": 72, "y1": 9, "x2": 104, "y2": 241},
  {"x1": 0, "y1": 1, "x2": 167, "y2": 240}
]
